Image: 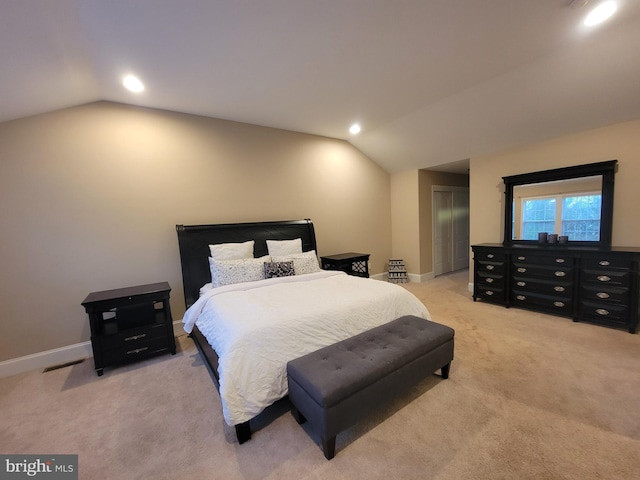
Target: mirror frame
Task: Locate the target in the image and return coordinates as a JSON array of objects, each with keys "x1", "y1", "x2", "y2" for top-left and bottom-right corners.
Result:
[{"x1": 503, "y1": 160, "x2": 617, "y2": 246}]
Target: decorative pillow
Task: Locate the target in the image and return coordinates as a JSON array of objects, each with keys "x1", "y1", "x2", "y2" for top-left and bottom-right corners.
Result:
[
  {"x1": 264, "y1": 261, "x2": 295, "y2": 279},
  {"x1": 209, "y1": 240, "x2": 254, "y2": 261},
  {"x1": 272, "y1": 250, "x2": 321, "y2": 275},
  {"x1": 266, "y1": 238, "x2": 302, "y2": 257},
  {"x1": 209, "y1": 255, "x2": 270, "y2": 288}
]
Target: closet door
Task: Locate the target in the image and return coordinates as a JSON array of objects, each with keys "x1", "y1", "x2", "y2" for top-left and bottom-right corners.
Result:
[
  {"x1": 434, "y1": 190, "x2": 453, "y2": 276},
  {"x1": 433, "y1": 187, "x2": 469, "y2": 276}
]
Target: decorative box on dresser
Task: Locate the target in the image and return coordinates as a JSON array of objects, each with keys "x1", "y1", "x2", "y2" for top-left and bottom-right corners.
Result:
[{"x1": 472, "y1": 244, "x2": 640, "y2": 333}]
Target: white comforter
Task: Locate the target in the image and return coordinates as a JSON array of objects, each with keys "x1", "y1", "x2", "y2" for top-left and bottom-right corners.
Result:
[{"x1": 182, "y1": 270, "x2": 430, "y2": 426}]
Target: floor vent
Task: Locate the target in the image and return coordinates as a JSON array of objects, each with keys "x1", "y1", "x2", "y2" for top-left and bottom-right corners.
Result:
[{"x1": 42, "y1": 358, "x2": 85, "y2": 373}]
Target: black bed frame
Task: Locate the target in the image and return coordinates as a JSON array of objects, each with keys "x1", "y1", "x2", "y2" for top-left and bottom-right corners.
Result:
[{"x1": 175, "y1": 219, "x2": 318, "y2": 443}]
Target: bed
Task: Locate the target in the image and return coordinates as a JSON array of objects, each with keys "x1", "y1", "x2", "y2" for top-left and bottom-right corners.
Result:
[{"x1": 176, "y1": 219, "x2": 430, "y2": 443}]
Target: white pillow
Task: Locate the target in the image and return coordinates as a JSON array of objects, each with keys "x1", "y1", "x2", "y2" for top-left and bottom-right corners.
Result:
[
  {"x1": 209, "y1": 240, "x2": 254, "y2": 261},
  {"x1": 209, "y1": 255, "x2": 270, "y2": 288},
  {"x1": 266, "y1": 238, "x2": 302, "y2": 257},
  {"x1": 272, "y1": 250, "x2": 321, "y2": 275}
]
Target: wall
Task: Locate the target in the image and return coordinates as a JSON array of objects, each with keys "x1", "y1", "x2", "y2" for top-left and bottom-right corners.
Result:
[
  {"x1": 470, "y1": 118, "x2": 640, "y2": 280},
  {"x1": 0, "y1": 101, "x2": 392, "y2": 362},
  {"x1": 390, "y1": 170, "x2": 420, "y2": 275}
]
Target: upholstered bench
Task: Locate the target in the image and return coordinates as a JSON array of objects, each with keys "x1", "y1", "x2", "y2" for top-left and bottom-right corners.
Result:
[{"x1": 287, "y1": 315, "x2": 454, "y2": 459}]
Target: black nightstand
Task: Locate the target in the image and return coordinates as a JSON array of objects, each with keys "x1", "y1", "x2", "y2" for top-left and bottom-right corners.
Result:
[
  {"x1": 320, "y1": 253, "x2": 370, "y2": 278},
  {"x1": 82, "y1": 282, "x2": 176, "y2": 376}
]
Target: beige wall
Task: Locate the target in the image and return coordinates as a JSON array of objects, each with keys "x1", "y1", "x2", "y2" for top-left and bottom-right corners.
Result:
[
  {"x1": 470, "y1": 118, "x2": 640, "y2": 280},
  {"x1": 390, "y1": 170, "x2": 420, "y2": 274},
  {"x1": 0, "y1": 101, "x2": 392, "y2": 361}
]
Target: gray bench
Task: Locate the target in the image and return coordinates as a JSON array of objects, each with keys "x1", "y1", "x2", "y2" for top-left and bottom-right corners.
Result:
[{"x1": 287, "y1": 315, "x2": 454, "y2": 459}]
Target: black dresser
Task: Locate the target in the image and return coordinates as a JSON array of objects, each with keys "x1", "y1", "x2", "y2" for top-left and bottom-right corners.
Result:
[
  {"x1": 82, "y1": 282, "x2": 176, "y2": 375},
  {"x1": 472, "y1": 244, "x2": 640, "y2": 333}
]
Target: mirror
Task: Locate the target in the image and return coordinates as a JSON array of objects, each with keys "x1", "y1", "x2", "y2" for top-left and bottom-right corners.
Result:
[{"x1": 503, "y1": 160, "x2": 617, "y2": 246}]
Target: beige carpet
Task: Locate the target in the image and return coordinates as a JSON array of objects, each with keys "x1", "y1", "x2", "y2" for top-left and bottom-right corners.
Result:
[{"x1": 2, "y1": 269, "x2": 639, "y2": 479}]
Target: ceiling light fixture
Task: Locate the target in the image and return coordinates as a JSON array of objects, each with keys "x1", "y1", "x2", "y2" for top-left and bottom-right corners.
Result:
[
  {"x1": 349, "y1": 123, "x2": 361, "y2": 135},
  {"x1": 584, "y1": 1, "x2": 617, "y2": 26},
  {"x1": 123, "y1": 75, "x2": 144, "y2": 93}
]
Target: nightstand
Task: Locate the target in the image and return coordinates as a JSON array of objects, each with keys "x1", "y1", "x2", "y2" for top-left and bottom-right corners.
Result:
[
  {"x1": 320, "y1": 253, "x2": 370, "y2": 278},
  {"x1": 82, "y1": 282, "x2": 176, "y2": 376}
]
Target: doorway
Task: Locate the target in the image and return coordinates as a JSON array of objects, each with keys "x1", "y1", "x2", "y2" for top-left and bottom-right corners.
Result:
[{"x1": 433, "y1": 186, "x2": 469, "y2": 276}]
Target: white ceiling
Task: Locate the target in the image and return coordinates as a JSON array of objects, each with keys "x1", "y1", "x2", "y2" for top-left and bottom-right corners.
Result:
[{"x1": 2, "y1": 0, "x2": 640, "y2": 174}]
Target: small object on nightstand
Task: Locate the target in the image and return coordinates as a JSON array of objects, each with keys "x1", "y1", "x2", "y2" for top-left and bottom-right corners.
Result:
[
  {"x1": 320, "y1": 253, "x2": 370, "y2": 278},
  {"x1": 81, "y1": 282, "x2": 176, "y2": 376},
  {"x1": 387, "y1": 259, "x2": 408, "y2": 283}
]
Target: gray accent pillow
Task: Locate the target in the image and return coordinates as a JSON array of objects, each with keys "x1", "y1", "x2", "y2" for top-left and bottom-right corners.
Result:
[{"x1": 264, "y1": 261, "x2": 295, "y2": 279}]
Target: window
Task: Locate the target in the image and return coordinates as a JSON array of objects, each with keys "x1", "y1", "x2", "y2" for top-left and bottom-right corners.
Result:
[
  {"x1": 562, "y1": 195, "x2": 601, "y2": 241},
  {"x1": 519, "y1": 193, "x2": 601, "y2": 240}
]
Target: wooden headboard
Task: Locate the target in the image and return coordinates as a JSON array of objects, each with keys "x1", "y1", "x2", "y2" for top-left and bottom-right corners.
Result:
[{"x1": 176, "y1": 219, "x2": 317, "y2": 308}]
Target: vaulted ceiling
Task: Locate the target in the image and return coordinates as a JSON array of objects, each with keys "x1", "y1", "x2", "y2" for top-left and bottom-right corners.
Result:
[{"x1": 2, "y1": 0, "x2": 640, "y2": 173}]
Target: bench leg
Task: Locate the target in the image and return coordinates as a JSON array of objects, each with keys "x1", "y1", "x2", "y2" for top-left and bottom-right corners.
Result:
[
  {"x1": 441, "y1": 362, "x2": 451, "y2": 379},
  {"x1": 235, "y1": 421, "x2": 251, "y2": 444},
  {"x1": 322, "y1": 436, "x2": 336, "y2": 460},
  {"x1": 290, "y1": 405, "x2": 306, "y2": 424}
]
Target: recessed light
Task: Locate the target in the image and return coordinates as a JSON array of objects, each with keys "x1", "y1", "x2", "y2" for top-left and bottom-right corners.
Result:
[
  {"x1": 349, "y1": 123, "x2": 361, "y2": 135},
  {"x1": 584, "y1": 1, "x2": 617, "y2": 26},
  {"x1": 123, "y1": 75, "x2": 144, "y2": 93}
]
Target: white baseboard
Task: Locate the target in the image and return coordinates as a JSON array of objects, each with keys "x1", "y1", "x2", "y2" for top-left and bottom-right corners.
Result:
[
  {"x1": 0, "y1": 341, "x2": 93, "y2": 379},
  {"x1": 0, "y1": 320, "x2": 185, "y2": 379},
  {"x1": 468, "y1": 282, "x2": 474, "y2": 293},
  {"x1": 374, "y1": 272, "x2": 434, "y2": 283}
]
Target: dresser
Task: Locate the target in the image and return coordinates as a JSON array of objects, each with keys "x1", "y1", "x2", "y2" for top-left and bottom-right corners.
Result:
[
  {"x1": 472, "y1": 244, "x2": 640, "y2": 333},
  {"x1": 82, "y1": 282, "x2": 176, "y2": 375}
]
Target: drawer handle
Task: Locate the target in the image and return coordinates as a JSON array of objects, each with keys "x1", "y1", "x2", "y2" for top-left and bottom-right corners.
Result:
[
  {"x1": 486, "y1": 265, "x2": 494, "y2": 271},
  {"x1": 555, "y1": 271, "x2": 566, "y2": 277},
  {"x1": 486, "y1": 278, "x2": 494, "y2": 283},
  {"x1": 485, "y1": 290, "x2": 494, "y2": 296},
  {"x1": 555, "y1": 258, "x2": 565, "y2": 264},
  {"x1": 596, "y1": 308, "x2": 610, "y2": 316},
  {"x1": 599, "y1": 260, "x2": 610, "y2": 266},
  {"x1": 487, "y1": 254, "x2": 494, "y2": 259},
  {"x1": 126, "y1": 347, "x2": 149, "y2": 355},
  {"x1": 554, "y1": 301, "x2": 565, "y2": 308},
  {"x1": 124, "y1": 334, "x2": 147, "y2": 341},
  {"x1": 517, "y1": 256, "x2": 525, "y2": 261},
  {"x1": 596, "y1": 292, "x2": 610, "y2": 299},
  {"x1": 554, "y1": 286, "x2": 565, "y2": 292},
  {"x1": 517, "y1": 281, "x2": 526, "y2": 287},
  {"x1": 516, "y1": 295, "x2": 526, "y2": 301},
  {"x1": 517, "y1": 267, "x2": 526, "y2": 273},
  {"x1": 597, "y1": 275, "x2": 611, "y2": 282}
]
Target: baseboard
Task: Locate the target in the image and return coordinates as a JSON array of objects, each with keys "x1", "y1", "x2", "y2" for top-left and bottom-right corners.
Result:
[
  {"x1": 0, "y1": 320, "x2": 185, "y2": 379},
  {"x1": 0, "y1": 341, "x2": 93, "y2": 379},
  {"x1": 374, "y1": 272, "x2": 434, "y2": 283},
  {"x1": 468, "y1": 282, "x2": 474, "y2": 293}
]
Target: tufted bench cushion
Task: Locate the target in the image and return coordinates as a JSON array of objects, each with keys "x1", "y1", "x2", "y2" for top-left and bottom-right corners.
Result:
[{"x1": 287, "y1": 315, "x2": 454, "y2": 459}]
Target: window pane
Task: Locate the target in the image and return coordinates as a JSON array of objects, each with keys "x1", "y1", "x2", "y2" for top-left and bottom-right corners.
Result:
[
  {"x1": 522, "y1": 198, "x2": 555, "y2": 240},
  {"x1": 562, "y1": 195, "x2": 601, "y2": 241}
]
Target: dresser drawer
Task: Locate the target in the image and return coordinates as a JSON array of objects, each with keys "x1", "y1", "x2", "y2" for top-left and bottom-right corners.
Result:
[
  {"x1": 477, "y1": 261, "x2": 505, "y2": 275},
  {"x1": 511, "y1": 263, "x2": 573, "y2": 280},
  {"x1": 477, "y1": 271, "x2": 505, "y2": 287},
  {"x1": 474, "y1": 249, "x2": 506, "y2": 262},
  {"x1": 579, "y1": 300, "x2": 629, "y2": 325},
  {"x1": 511, "y1": 276, "x2": 572, "y2": 296},
  {"x1": 581, "y1": 256, "x2": 633, "y2": 270},
  {"x1": 98, "y1": 323, "x2": 168, "y2": 350},
  {"x1": 580, "y1": 284, "x2": 629, "y2": 303},
  {"x1": 101, "y1": 336, "x2": 172, "y2": 366},
  {"x1": 511, "y1": 290, "x2": 573, "y2": 314},
  {"x1": 476, "y1": 284, "x2": 505, "y2": 302},
  {"x1": 581, "y1": 268, "x2": 631, "y2": 286},
  {"x1": 511, "y1": 253, "x2": 573, "y2": 267}
]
